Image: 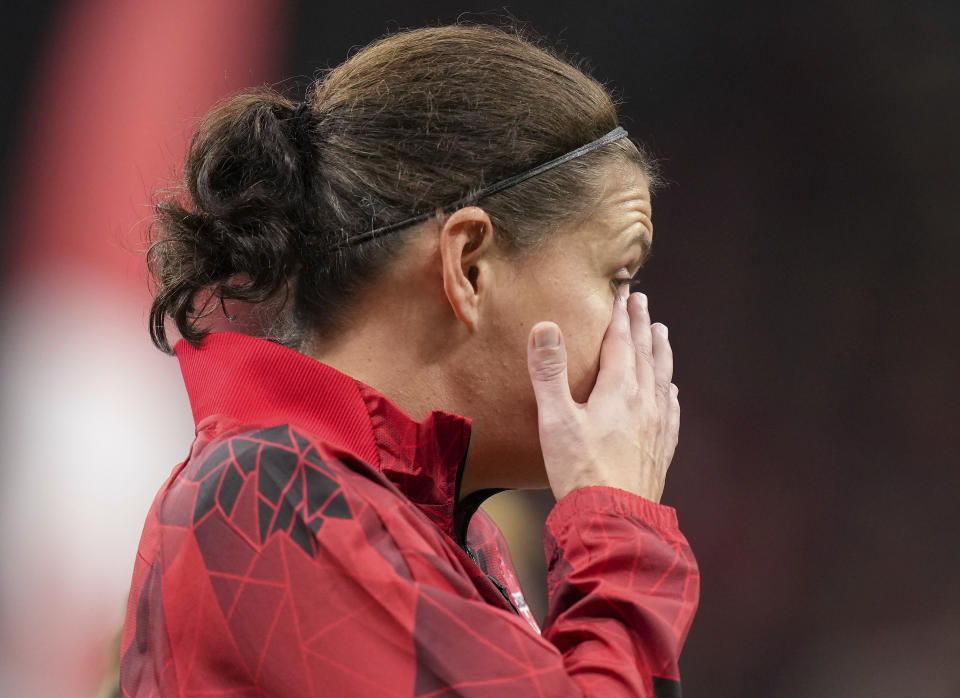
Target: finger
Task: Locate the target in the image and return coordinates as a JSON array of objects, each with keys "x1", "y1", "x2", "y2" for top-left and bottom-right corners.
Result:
[
  {"x1": 650, "y1": 322, "x2": 673, "y2": 415},
  {"x1": 662, "y1": 383, "x2": 680, "y2": 467},
  {"x1": 593, "y1": 292, "x2": 637, "y2": 398},
  {"x1": 527, "y1": 322, "x2": 575, "y2": 424},
  {"x1": 627, "y1": 292, "x2": 655, "y2": 394}
]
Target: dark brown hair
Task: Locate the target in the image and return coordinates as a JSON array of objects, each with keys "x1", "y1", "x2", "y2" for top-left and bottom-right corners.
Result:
[{"x1": 147, "y1": 22, "x2": 657, "y2": 354}]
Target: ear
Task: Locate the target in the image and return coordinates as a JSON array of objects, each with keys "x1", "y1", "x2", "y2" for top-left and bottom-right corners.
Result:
[{"x1": 438, "y1": 206, "x2": 496, "y2": 332}]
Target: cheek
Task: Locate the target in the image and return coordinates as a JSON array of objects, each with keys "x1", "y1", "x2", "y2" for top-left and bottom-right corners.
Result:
[
  {"x1": 489, "y1": 273, "x2": 613, "y2": 406},
  {"x1": 561, "y1": 299, "x2": 614, "y2": 404}
]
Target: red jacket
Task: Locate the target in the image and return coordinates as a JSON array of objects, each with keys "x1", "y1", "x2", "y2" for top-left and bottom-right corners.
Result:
[{"x1": 120, "y1": 331, "x2": 699, "y2": 697}]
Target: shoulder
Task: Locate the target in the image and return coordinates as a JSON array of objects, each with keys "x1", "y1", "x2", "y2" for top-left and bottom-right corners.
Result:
[{"x1": 162, "y1": 422, "x2": 397, "y2": 559}]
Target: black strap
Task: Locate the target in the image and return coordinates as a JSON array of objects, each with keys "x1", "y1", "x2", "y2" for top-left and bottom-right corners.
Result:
[{"x1": 325, "y1": 126, "x2": 630, "y2": 252}]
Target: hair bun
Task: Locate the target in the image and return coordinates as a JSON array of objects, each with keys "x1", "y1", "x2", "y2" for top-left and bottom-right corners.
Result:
[{"x1": 148, "y1": 89, "x2": 315, "y2": 352}]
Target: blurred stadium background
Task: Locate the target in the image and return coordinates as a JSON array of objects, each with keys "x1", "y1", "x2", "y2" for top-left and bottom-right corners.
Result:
[{"x1": 1, "y1": 1, "x2": 957, "y2": 696}]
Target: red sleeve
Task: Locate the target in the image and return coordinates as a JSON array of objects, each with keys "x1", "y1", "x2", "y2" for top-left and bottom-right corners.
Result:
[
  {"x1": 122, "y1": 429, "x2": 699, "y2": 697},
  {"x1": 234, "y1": 479, "x2": 700, "y2": 697},
  {"x1": 541, "y1": 485, "x2": 701, "y2": 697}
]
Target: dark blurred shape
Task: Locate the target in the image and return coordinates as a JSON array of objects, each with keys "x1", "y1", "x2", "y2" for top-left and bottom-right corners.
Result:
[
  {"x1": 0, "y1": 0, "x2": 289, "y2": 696},
  {"x1": 0, "y1": 0, "x2": 66, "y2": 262}
]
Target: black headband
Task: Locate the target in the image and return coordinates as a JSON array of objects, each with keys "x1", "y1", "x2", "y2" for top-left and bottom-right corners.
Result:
[{"x1": 289, "y1": 103, "x2": 629, "y2": 252}]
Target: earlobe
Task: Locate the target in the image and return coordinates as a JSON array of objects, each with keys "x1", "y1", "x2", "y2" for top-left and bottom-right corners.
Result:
[{"x1": 438, "y1": 207, "x2": 494, "y2": 333}]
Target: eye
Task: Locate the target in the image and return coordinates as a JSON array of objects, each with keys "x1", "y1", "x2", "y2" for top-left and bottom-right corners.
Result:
[{"x1": 611, "y1": 267, "x2": 643, "y2": 292}]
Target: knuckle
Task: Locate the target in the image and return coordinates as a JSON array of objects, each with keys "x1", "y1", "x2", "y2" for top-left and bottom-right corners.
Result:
[
  {"x1": 531, "y1": 356, "x2": 567, "y2": 382},
  {"x1": 639, "y1": 408, "x2": 662, "y2": 431},
  {"x1": 624, "y1": 385, "x2": 646, "y2": 408},
  {"x1": 655, "y1": 380, "x2": 670, "y2": 400},
  {"x1": 635, "y1": 343, "x2": 653, "y2": 365},
  {"x1": 541, "y1": 409, "x2": 576, "y2": 432},
  {"x1": 613, "y1": 322, "x2": 633, "y2": 346}
]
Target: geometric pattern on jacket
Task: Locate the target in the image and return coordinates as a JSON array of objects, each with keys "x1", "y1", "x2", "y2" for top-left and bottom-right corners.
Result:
[{"x1": 120, "y1": 331, "x2": 699, "y2": 697}]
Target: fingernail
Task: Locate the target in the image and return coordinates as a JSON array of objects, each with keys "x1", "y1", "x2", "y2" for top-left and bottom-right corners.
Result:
[
  {"x1": 638, "y1": 293, "x2": 648, "y2": 312},
  {"x1": 534, "y1": 325, "x2": 560, "y2": 348},
  {"x1": 657, "y1": 324, "x2": 668, "y2": 338}
]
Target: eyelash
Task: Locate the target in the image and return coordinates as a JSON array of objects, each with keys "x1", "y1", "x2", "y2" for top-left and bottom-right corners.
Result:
[{"x1": 612, "y1": 271, "x2": 643, "y2": 292}]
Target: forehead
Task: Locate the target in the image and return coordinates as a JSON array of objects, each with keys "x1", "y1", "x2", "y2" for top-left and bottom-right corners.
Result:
[
  {"x1": 594, "y1": 164, "x2": 651, "y2": 229},
  {"x1": 564, "y1": 164, "x2": 653, "y2": 259}
]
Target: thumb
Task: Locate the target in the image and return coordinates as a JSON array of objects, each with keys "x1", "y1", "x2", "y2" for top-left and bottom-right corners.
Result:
[{"x1": 527, "y1": 322, "x2": 574, "y2": 421}]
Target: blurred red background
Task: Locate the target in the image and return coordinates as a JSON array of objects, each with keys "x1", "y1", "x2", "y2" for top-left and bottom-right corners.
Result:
[{"x1": 1, "y1": 1, "x2": 957, "y2": 696}]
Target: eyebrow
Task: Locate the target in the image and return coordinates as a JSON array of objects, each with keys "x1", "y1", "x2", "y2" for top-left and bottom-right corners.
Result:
[{"x1": 628, "y1": 234, "x2": 653, "y2": 267}]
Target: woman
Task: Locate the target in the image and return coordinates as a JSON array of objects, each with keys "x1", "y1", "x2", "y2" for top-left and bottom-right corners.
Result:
[{"x1": 121, "y1": 23, "x2": 699, "y2": 697}]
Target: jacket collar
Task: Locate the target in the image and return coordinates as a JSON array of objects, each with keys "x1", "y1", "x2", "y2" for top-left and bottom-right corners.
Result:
[{"x1": 174, "y1": 331, "x2": 477, "y2": 541}]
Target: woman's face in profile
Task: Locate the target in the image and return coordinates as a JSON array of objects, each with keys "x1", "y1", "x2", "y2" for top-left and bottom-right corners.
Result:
[{"x1": 472, "y1": 163, "x2": 653, "y2": 488}]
